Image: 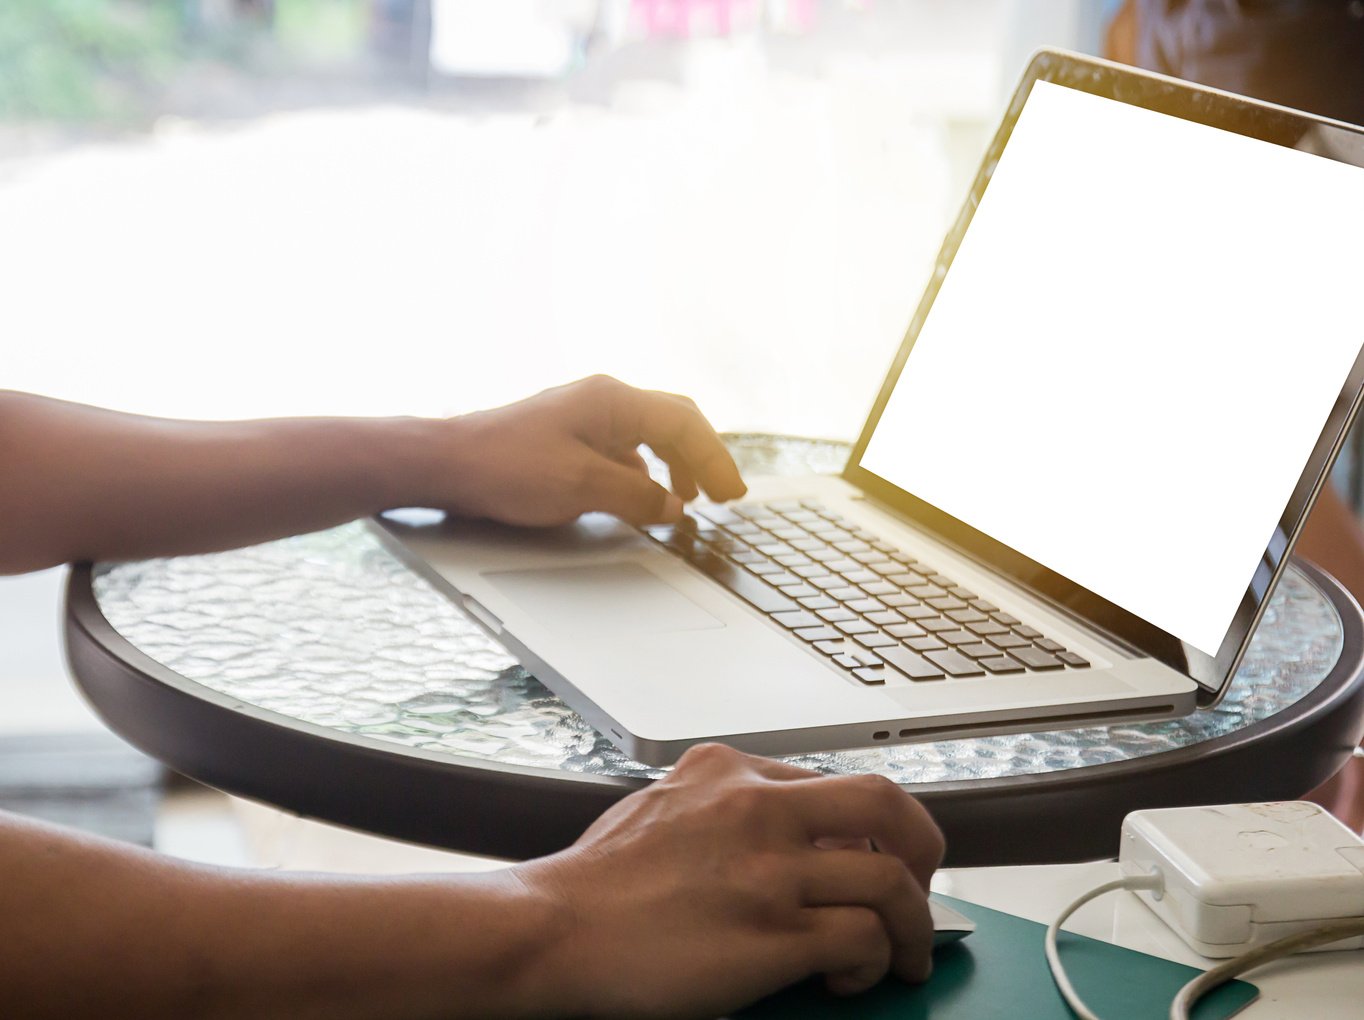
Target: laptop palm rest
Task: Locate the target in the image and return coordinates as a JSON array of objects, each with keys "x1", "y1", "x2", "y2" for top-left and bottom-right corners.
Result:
[{"x1": 484, "y1": 563, "x2": 726, "y2": 638}]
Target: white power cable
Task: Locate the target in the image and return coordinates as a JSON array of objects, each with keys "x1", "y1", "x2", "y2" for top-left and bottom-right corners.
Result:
[
  {"x1": 1045, "y1": 872, "x2": 1165, "y2": 1020},
  {"x1": 1046, "y1": 872, "x2": 1364, "y2": 1020}
]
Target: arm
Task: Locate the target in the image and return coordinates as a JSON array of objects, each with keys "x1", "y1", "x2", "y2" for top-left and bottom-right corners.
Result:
[
  {"x1": 1, "y1": 745, "x2": 942, "y2": 1019},
  {"x1": 0, "y1": 376, "x2": 746, "y2": 574}
]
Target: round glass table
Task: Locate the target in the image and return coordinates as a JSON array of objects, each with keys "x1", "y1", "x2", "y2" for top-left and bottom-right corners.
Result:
[{"x1": 65, "y1": 437, "x2": 1364, "y2": 865}]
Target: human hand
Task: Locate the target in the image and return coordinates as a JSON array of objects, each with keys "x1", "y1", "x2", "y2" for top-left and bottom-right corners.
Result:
[
  {"x1": 515, "y1": 743, "x2": 944, "y2": 1019},
  {"x1": 427, "y1": 376, "x2": 746, "y2": 527}
]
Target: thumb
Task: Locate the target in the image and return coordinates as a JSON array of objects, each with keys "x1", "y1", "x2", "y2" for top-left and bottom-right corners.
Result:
[{"x1": 586, "y1": 456, "x2": 684, "y2": 525}]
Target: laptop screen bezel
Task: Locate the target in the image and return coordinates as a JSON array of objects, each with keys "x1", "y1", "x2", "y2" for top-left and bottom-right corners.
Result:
[{"x1": 842, "y1": 49, "x2": 1364, "y2": 697}]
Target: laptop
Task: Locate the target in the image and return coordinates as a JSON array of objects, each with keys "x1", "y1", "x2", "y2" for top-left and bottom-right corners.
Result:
[{"x1": 377, "y1": 49, "x2": 1364, "y2": 766}]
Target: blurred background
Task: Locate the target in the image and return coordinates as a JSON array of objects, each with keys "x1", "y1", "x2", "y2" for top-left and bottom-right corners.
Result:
[{"x1": 1, "y1": 1, "x2": 1117, "y2": 735}]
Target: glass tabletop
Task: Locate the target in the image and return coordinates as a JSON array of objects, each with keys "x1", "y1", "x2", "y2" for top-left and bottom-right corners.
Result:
[{"x1": 91, "y1": 436, "x2": 1345, "y2": 786}]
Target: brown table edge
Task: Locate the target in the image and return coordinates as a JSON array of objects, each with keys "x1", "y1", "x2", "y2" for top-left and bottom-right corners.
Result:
[{"x1": 65, "y1": 560, "x2": 1364, "y2": 864}]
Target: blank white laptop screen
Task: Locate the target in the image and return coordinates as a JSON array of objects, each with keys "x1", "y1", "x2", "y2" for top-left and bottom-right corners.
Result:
[{"x1": 862, "y1": 79, "x2": 1364, "y2": 656}]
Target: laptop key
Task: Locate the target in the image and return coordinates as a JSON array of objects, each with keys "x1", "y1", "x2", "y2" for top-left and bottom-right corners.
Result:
[
  {"x1": 900, "y1": 605, "x2": 939, "y2": 620},
  {"x1": 814, "y1": 640, "x2": 845, "y2": 655},
  {"x1": 761, "y1": 572, "x2": 801, "y2": 587},
  {"x1": 980, "y1": 656, "x2": 1026, "y2": 674},
  {"x1": 809, "y1": 548, "x2": 842, "y2": 562},
  {"x1": 1036, "y1": 638, "x2": 1066, "y2": 653},
  {"x1": 846, "y1": 598, "x2": 885, "y2": 614},
  {"x1": 772, "y1": 611, "x2": 822, "y2": 630},
  {"x1": 992, "y1": 612, "x2": 1020, "y2": 626},
  {"x1": 866, "y1": 610, "x2": 905, "y2": 626},
  {"x1": 827, "y1": 586, "x2": 865, "y2": 602},
  {"x1": 905, "y1": 635, "x2": 946, "y2": 652},
  {"x1": 919, "y1": 618, "x2": 958, "y2": 633},
  {"x1": 924, "y1": 649, "x2": 986, "y2": 677},
  {"x1": 1014, "y1": 625, "x2": 1043, "y2": 639},
  {"x1": 1010, "y1": 646, "x2": 1064, "y2": 670},
  {"x1": 696, "y1": 506, "x2": 743, "y2": 526},
  {"x1": 862, "y1": 581, "x2": 897, "y2": 596},
  {"x1": 834, "y1": 540, "x2": 871, "y2": 554},
  {"x1": 777, "y1": 584, "x2": 818, "y2": 600},
  {"x1": 881, "y1": 593, "x2": 916, "y2": 608},
  {"x1": 1058, "y1": 651, "x2": 1091, "y2": 668},
  {"x1": 841, "y1": 569, "x2": 880, "y2": 586},
  {"x1": 817, "y1": 607, "x2": 857, "y2": 623},
  {"x1": 956, "y1": 642, "x2": 999, "y2": 659},
  {"x1": 946, "y1": 608, "x2": 987, "y2": 624},
  {"x1": 965, "y1": 620, "x2": 1009, "y2": 637},
  {"x1": 688, "y1": 556, "x2": 798, "y2": 614},
  {"x1": 938, "y1": 630, "x2": 979, "y2": 646},
  {"x1": 835, "y1": 619, "x2": 877, "y2": 636},
  {"x1": 852, "y1": 550, "x2": 885, "y2": 565},
  {"x1": 986, "y1": 632, "x2": 1030, "y2": 649},
  {"x1": 926, "y1": 595, "x2": 968, "y2": 611},
  {"x1": 868, "y1": 561, "x2": 902, "y2": 576},
  {"x1": 749, "y1": 561, "x2": 784, "y2": 576},
  {"x1": 876, "y1": 646, "x2": 946, "y2": 680},
  {"x1": 808, "y1": 575, "x2": 842, "y2": 590},
  {"x1": 853, "y1": 667, "x2": 888, "y2": 686},
  {"x1": 799, "y1": 595, "x2": 837, "y2": 611},
  {"x1": 854, "y1": 632, "x2": 898, "y2": 649},
  {"x1": 885, "y1": 622, "x2": 925, "y2": 639},
  {"x1": 793, "y1": 564, "x2": 826, "y2": 578},
  {"x1": 775, "y1": 552, "x2": 812, "y2": 567},
  {"x1": 833, "y1": 653, "x2": 862, "y2": 670},
  {"x1": 794, "y1": 626, "x2": 843, "y2": 643},
  {"x1": 789, "y1": 537, "x2": 825, "y2": 552},
  {"x1": 887, "y1": 573, "x2": 922, "y2": 587}
]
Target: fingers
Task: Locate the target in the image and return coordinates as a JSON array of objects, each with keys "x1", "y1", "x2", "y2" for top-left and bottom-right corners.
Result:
[
  {"x1": 778, "y1": 775, "x2": 945, "y2": 891},
  {"x1": 799, "y1": 906, "x2": 894, "y2": 997},
  {"x1": 670, "y1": 742, "x2": 817, "y2": 783},
  {"x1": 584, "y1": 456, "x2": 683, "y2": 525},
  {"x1": 801, "y1": 850, "x2": 934, "y2": 984},
  {"x1": 605, "y1": 382, "x2": 746, "y2": 502},
  {"x1": 652, "y1": 443, "x2": 700, "y2": 502}
]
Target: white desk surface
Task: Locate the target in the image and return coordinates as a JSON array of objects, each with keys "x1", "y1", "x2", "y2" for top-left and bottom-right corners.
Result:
[{"x1": 933, "y1": 861, "x2": 1364, "y2": 1019}]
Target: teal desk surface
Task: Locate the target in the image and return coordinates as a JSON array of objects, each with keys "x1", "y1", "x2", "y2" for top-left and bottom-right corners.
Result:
[{"x1": 735, "y1": 893, "x2": 1256, "y2": 1019}]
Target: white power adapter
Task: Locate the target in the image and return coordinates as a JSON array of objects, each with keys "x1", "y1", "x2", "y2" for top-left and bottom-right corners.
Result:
[{"x1": 1118, "y1": 801, "x2": 1364, "y2": 957}]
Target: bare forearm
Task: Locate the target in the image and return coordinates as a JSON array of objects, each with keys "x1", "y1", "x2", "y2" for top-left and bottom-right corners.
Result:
[
  {"x1": 0, "y1": 812, "x2": 573, "y2": 1020},
  {"x1": 0, "y1": 391, "x2": 442, "y2": 573}
]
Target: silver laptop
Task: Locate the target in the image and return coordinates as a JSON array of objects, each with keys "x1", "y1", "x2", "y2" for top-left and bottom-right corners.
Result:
[{"x1": 378, "y1": 50, "x2": 1364, "y2": 766}]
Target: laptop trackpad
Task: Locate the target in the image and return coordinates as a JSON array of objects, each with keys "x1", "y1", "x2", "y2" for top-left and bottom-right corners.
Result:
[{"x1": 483, "y1": 563, "x2": 725, "y2": 637}]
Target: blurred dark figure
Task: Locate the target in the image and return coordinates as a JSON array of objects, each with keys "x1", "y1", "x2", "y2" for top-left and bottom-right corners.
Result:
[
  {"x1": 1107, "y1": 0, "x2": 1364, "y2": 830},
  {"x1": 1109, "y1": 0, "x2": 1364, "y2": 126}
]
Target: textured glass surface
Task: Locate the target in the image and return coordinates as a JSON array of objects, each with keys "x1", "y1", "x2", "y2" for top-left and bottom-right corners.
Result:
[{"x1": 92, "y1": 436, "x2": 1344, "y2": 785}]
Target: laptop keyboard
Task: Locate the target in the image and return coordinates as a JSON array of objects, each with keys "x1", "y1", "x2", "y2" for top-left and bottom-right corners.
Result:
[{"x1": 644, "y1": 500, "x2": 1089, "y2": 686}]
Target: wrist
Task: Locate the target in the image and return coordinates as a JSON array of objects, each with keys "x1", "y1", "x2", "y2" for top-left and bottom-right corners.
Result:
[
  {"x1": 351, "y1": 415, "x2": 459, "y2": 512},
  {"x1": 506, "y1": 853, "x2": 599, "y2": 1019}
]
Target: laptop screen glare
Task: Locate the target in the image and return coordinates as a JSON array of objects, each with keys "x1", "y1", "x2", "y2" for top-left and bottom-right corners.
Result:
[{"x1": 861, "y1": 80, "x2": 1364, "y2": 656}]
